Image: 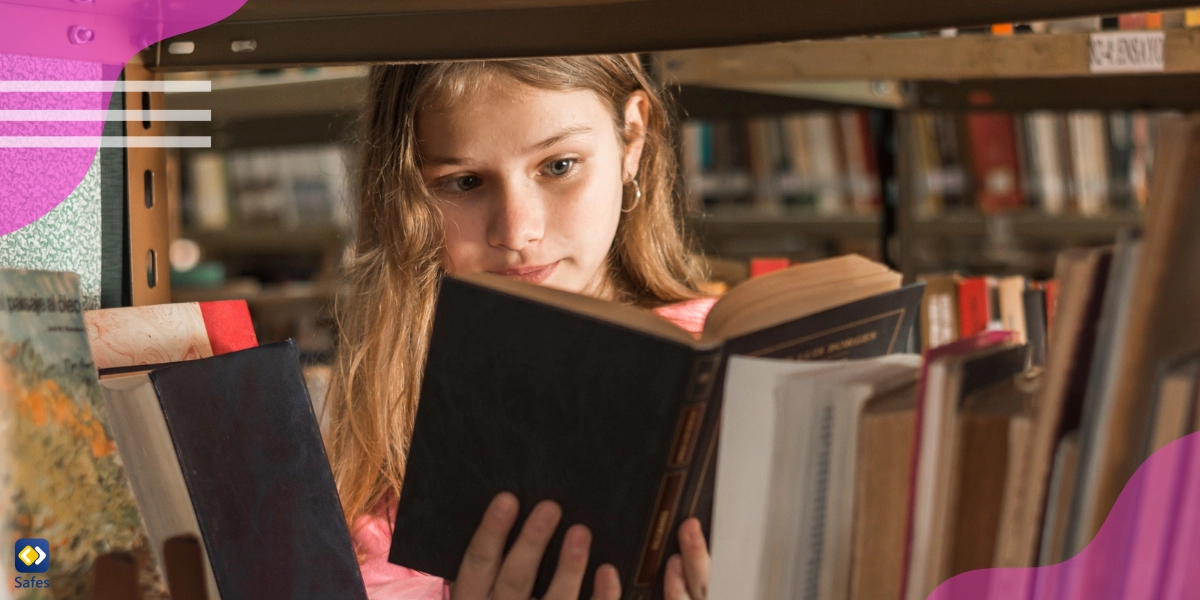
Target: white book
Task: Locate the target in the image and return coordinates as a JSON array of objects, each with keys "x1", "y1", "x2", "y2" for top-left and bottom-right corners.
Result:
[{"x1": 710, "y1": 354, "x2": 921, "y2": 600}]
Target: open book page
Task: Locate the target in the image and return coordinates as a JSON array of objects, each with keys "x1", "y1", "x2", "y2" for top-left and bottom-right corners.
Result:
[
  {"x1": 701, "y1": 254, "x2": 901, "y2": 343},
  {"x1": 457, "y1": 255, "x2": 904, "y2": 348}
]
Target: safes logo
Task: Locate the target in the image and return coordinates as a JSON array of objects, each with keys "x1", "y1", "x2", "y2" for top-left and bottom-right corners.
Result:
[{"x1": 14, "y1": 539, "x2": 49, "y2": 574}]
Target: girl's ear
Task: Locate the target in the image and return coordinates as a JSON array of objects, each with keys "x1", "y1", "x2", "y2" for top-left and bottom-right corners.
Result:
[{"x1": 622, "y1": 90, "x2": 651, "y2": 182}]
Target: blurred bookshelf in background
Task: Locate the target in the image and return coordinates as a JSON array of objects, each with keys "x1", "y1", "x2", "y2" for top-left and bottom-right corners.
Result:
[{"x1": 170, "y1": 143, "x2": 355, "y2": 364}]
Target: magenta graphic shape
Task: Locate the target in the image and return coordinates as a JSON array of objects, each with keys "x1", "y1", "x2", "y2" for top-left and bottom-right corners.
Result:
[
  {"x1": 0, "y1": 0, "x2": 246, "y2": 236},
  {"x1": 927, "y1": 431, "x2": 1200, "y2": 600}
]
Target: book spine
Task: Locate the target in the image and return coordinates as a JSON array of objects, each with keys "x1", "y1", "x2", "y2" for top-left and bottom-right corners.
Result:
[
  {"x1": 628, "y1": 351, "x2": 724, "y2": 600},
  {"x1": 1023, "y1": 288, "x2": 1049, "y2": 367},
  {"x1": 957, "y1": 278, "x2": 991, "y2": 338},
  {"x1": 966, "y1": 113, "x2": 1024, "y2": 213}
]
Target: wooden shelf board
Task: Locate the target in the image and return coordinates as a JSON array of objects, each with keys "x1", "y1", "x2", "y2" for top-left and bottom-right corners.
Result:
[
  {"x1": 147, "y1": 0, "x2": 1197, "y2": 70},
  {"x1": 659, "y1": 30, "x2": 1200, "y2": 84}
]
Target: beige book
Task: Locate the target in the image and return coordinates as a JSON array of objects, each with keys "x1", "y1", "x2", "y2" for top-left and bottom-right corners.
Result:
[
  {"x1": 1012, "y1": 246, "x2": 1114, "y2": 566},
  {"x1": 998, "y1": 275, "x2": 1029, "y2": 345},
  {"x1": 904, "y1": 342, "x2": 1027, "y2": 600},
  {"x1": 848, "y1": 382, "x2": 918, "y2": 600},
  {"x1": 918, "y1": 273, "x2": 961, "y2": 351},
  {"x1": 100, "y1": 373, "x2": 222, "y2": 600}
]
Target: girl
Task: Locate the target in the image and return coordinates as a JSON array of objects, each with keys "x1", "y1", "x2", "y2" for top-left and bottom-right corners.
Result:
[{"x1": 327, "y1": 55, "x2": 715, "y2": 600}]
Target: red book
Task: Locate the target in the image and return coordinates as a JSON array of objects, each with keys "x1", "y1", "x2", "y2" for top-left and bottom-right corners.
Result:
[
  {"x1": 749, "y1": 257, "x2": 790, "y2": 278},
  {"x1": 965, "y1": 113, "x2": 1024, "y2": 213},
  {"x1": 957, "y1": 277, "x2": 992, "y2": 337}
]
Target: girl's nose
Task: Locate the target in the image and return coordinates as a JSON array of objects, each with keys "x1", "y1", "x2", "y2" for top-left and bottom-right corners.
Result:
[{"x1": 486, "y1": 178, "x2": 545, "y2": 252}]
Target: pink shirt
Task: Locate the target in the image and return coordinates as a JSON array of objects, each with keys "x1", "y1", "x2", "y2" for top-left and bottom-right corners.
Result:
[{"x1": 352, "y1": 296, "x2": 718, "y2": 599}]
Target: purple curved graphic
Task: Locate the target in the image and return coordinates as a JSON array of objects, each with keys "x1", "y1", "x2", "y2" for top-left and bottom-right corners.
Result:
[
  {"x1": 929, "y1": 431, "x2": 1200, "y2": 600},
  {"x1": 0, "y1": 0, "x2": 246, "y2": 236}
]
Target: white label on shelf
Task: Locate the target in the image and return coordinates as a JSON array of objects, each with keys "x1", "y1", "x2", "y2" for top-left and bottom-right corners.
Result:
[{"x1": 1089, "y1": 31, "x2": 1165, "y2": 74}]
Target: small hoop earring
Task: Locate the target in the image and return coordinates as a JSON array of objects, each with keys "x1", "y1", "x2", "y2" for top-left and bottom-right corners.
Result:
[{"x1": 622, "y1": 179, "x2": 642, "y2": 213}]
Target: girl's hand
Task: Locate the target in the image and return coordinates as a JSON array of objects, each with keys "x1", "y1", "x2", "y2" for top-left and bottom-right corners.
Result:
[
  {"x1": 664, "y1": 518, "x2": 709, "y2": 600},
  {"x1": 451, "y1": 492, "x2": 621, "y2": 600}
]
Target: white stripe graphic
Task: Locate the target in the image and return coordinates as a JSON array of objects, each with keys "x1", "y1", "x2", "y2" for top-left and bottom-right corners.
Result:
[
  {"x1": 0, "y1": 136, "x2": 211, "y2": 148},
  {"x1": 0, "y1": 81, "x2": 211, "y2": 92},
  {"x1": 0, "y1": 110, "x2": 211, "y2": 121}
]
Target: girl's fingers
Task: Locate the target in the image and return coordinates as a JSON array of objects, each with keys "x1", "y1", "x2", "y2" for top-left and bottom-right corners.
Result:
[
  {"x1": 663, "y1": 555, "x2": 692, "y2": 600},
  {"x1": 454, "y1": 493, "x2": 520, "y2": 599},
  {"x1": 590, "y1": 564, "x2": 622, "y2": 600},
  {"x1": 492, "y1": 500, "x2": 563, "y2": 600},
  {"x1": 678, "y1": 518, "x2": 710, "y2": 599},
  {"x1": 541, "y1": 524, "x2": 592, "y2": 600}
]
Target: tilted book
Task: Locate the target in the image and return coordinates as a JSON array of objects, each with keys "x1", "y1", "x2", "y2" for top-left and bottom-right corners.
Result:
[
  {"x1": 389, "y1": 255, "x2": 923, "y2": 599},
  {"x1": 139, "y1": 341, "x2": 366, "y2": 600}
]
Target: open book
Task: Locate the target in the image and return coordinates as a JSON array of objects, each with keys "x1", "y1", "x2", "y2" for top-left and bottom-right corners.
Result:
[{"x1": 390, "y1": 254, "x2": 924, "y2": 599}]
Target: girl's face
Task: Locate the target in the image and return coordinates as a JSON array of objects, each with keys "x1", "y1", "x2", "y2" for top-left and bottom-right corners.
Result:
[{"x1": 417, "y1": 76, "x2": 649, "y2": 298}]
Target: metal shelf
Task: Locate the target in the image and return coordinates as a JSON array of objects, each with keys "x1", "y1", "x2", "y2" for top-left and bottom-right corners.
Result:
[{"x1": 145, "y1": 0, "x2": 1196, "y2": 71}]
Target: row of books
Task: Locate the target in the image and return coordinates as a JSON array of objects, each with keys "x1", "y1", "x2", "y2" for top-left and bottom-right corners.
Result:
[
  {"x1": 712, "y1": 115, "x2": 1200, "y2": 600},
  {"x1": 681, "y1": 108, "x2": 1165, "y2": 222},
  {"x1": 917, "y1": 273, "x2": 1058, "y2": 358},
  {"x1": 913, "y1": 110, "x2": 1165, "y2": 218},
  {"x1": 183, "y1": 144, "x2": 354, "y2": 231},
  {"x1": 897, "y1": 9, "x2": 1200, "y2": 36},
  {"x1": 679, "y1": 110, "x2": 882, "y2": 216},
  {"x1": 911, "y1": 9, "x2": 1200, "y2": 36}
]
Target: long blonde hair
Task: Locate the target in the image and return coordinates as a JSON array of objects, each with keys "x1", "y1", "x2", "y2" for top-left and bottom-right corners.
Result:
[{"x1": 327, "y1": 55, "x2": 705, "y2": 533}]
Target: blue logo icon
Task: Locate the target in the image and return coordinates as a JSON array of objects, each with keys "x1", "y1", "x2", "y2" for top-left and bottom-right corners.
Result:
[{"x1": 15, "y1": 538, "x2": 49, "y2": 573}]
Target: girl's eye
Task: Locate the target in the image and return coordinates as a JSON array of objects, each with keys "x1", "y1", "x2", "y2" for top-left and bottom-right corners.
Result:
[
  {"x1": 448, "y1": 175, "x2": 481, "y2": 193},
  {"x1": 545, "y1": 158, "x2": 575, "y2": 177}
]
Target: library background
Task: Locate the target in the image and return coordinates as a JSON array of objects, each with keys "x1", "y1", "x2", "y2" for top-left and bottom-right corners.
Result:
[
  {"x1": 166, "y1": 17, "x2": 1192, "y2": 410},
  {"x1": 4, "y1": 0, "x2": 1200, "y2": 598}
]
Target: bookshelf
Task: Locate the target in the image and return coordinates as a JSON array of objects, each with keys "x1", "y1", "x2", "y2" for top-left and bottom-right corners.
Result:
[
  {"x1": 653, "y1": 24, "x2": 1200, "y2": 279},
  {"x1": 27, "y1": 0, "x2": 1194, "y2": 596}
]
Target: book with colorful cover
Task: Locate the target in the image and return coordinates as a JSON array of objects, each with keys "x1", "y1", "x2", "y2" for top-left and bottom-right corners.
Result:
[
  {"x1": 0, "y1": 269, "x2": 166, "y2": 599},
  {"x1": 85, "y1": 300, "x2": 257, "y2": 373}
]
